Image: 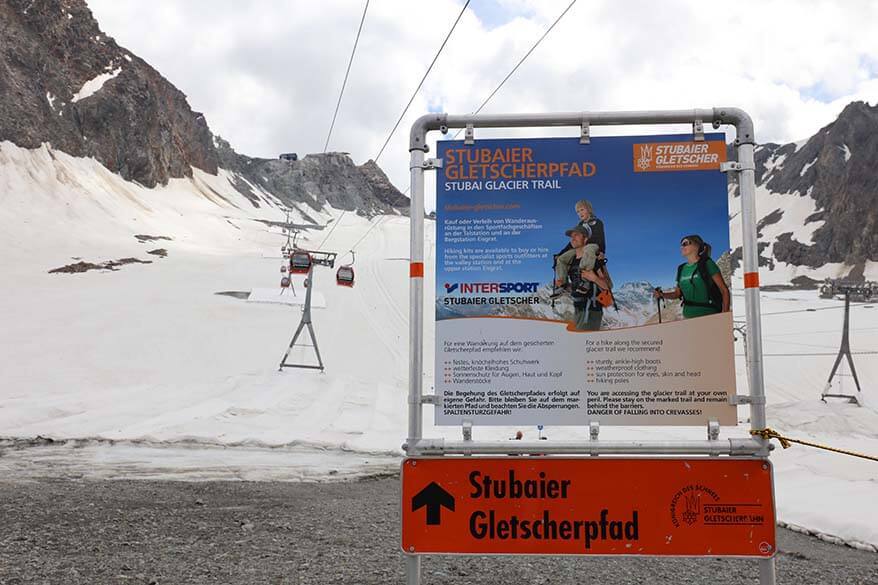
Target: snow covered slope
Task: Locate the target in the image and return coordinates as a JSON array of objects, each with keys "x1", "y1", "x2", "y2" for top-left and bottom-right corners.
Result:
[{"x1": 0, "y1": 142, "x2": 876, "y2": 551}]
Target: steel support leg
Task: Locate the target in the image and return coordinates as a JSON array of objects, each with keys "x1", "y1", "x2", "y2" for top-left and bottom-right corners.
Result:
[
  {"x1": 306, "y1": 322, "x2": 325, "y2": 370},
  {"x1": 405, "y1": 554, "x2": 421, "y2": 585},
  {"x1": 759, "y1": 557, "x2": 777, "y2": 584},
  {"x1": 278, "y1": 320, "x2": 307, "y2": 370}
]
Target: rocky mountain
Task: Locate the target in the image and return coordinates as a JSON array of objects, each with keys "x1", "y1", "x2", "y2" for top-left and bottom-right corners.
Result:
[
  {"x1": 0, "y1": 0, "x2": 407, "y2": 216},
  {"x1": 215, "y1": 138, "x2": 409, "y2": 217},
  {"x1": 729, "y1": 101, "x2": 878, "y2": 285},
  {"x1": 0, "y1": 0, "x2": 217, "y2": 187}
]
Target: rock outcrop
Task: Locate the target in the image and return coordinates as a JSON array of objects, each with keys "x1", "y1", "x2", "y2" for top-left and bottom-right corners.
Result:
[
  {"x1": 0, "y1": 0, "x2": 218, "y2": 187},
  {"x1": 0, "y1": 0, "x2": 409, "y2": 215},
  {"x1": 729, "y1": 101, "x2": 878, "y2": 280}
]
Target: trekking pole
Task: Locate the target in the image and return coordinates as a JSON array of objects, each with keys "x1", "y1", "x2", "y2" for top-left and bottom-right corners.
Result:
[{"x1": 654, "y1": 288, "x2": 663, "y2": 323}]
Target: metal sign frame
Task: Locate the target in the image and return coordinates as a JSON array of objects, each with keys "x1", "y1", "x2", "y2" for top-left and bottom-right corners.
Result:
[{"x1": 405, "y1": 108, "x2": 773, "y2": 584}]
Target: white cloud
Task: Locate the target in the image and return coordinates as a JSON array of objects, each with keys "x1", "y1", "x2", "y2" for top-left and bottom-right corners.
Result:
[{"x1": 87, "y1": 0, "x2": 878, "y2": 206}]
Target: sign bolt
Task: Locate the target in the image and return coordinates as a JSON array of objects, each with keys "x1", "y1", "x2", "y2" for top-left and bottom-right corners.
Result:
[{"x1": 409, "y1": 546, "x2": 415, "y2": 552}]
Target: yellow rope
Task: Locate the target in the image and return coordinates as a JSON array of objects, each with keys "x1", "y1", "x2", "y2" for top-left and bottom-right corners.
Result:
[{"x1": 750, "y1": 428, "x2": 878, "y2": 462}]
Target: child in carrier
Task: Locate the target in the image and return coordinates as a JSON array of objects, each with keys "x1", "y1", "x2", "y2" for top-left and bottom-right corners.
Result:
[{"x1": 554, "y1": 199, "x2": 612, "y2": 297}]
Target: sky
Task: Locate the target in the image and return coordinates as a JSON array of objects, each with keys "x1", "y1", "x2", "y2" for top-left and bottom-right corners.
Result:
[{"x1": 86, "y1": 0, "x2": 878, "y2": 211}]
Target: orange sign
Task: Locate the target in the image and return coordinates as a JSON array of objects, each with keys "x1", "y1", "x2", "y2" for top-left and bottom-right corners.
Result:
[
  {"x1": 633, "y1": 140, "x2": 727, "y2": 172},
  {"x1": 402, "y1": 458, "x2": 775, "y2": 557}
]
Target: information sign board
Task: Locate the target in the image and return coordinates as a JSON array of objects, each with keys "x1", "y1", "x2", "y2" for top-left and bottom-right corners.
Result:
[
  {"x1": 402, "y1": 457, "x2": 775, "y2": 557},
  {"x1": 435, "y1": 134, "x2": 736, "y2": 425}
]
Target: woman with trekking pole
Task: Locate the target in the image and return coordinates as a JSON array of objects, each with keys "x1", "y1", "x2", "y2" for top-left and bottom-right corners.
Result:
[{"x1": 653, "y1": 235, "x2": 730, "y2": 319}]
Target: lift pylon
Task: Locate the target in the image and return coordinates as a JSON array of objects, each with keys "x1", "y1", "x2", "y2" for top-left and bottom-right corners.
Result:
[
  {"x1": 278, "y1": 265, "x2": 325, "y2": 372},
  {"x1": 821, "y1": 290, "x2": 862, "y2": 405}
]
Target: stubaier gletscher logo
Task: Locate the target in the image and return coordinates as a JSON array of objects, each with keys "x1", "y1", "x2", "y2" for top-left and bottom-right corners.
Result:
[
  {"x1": 633, "y1": 140, "x2": 726, "y2": 172},
  {"x1": 636, "y1": 143, "x2": 654, "y2": 171}
]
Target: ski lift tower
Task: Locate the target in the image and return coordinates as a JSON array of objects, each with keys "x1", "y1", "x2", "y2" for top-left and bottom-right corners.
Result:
[
  {"x1": 278, "y1": 265, "x2": 325, "y2": 372},
  {"x1": 821, "y1": 288, "x2": 863, "y2": 405}
]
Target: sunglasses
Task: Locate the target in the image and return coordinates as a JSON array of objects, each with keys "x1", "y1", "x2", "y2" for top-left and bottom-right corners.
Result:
[{"x1": 680, "y1": 240, "x2": 693, "y2": 247}]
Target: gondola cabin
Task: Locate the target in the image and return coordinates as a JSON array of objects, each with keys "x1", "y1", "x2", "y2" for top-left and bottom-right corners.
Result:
[
  {"x1": 289, "y1": 251, "x2": 312, "y2": 274},
  {"x1": 336, "y1": 265, "x2": 355, "y2": 287}
]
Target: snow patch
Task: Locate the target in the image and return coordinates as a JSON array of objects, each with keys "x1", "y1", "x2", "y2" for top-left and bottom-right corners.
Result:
[
  {"x1": 761, "y1": 151, "x2": 787, "y2": 183},
  {"x1": 839, "y1": 143, "x2": 851, "y2": 163},
  {"x1": 799, "y1": 156, "x2": 818, "y2": 177},
  {"x1": 45, "y1": 92, "x2": 56, "y2": 110},
  {"x1": 123, "y1": 54, "x2": 132, "y2": 62},
  {"x1": 71, "y1": 68, "x2": 122, "y2": 103},
  {"x1": 729, "y1": 183, "x2": 824, "y2": 270}
]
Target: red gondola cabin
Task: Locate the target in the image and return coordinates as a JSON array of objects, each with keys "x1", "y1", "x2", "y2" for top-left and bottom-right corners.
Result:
[
  {"x1": 290, "y1": 251, "x2": 312, "y2": 274},
  {"x1": 336, "y1": 265, "x2": 355, "y2": 287}
]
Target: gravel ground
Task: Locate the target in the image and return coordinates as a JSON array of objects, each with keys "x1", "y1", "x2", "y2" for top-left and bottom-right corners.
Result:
[{"x1": 0, "y1": 477, "x2": 874, "y2": 585}]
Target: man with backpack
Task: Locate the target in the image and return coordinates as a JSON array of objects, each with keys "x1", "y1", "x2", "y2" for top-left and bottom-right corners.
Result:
[
  {"x1": 555, "y1": 226, "x2": 611, "y2": 330},
  {"x1": 654, "y1": 234, "x2": 730, "y2": 318},
  {"x1": 554, "y1": 199, "x2": 608, "y2": 295}
]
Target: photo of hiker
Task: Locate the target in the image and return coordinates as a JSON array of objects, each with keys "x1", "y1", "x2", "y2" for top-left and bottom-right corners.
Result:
[
  {"x1": 435, "y1": 135, "x2": 733, "y2": 331},
  {"x1": 555, "y1": 225, "x2": 612, "y2": 330},
  {"x1": 554, "y1": 199, "x2": 608, "y2": 293},
  {"x1": 654, "y1": 235, "x2": 730, "y2": 318}
]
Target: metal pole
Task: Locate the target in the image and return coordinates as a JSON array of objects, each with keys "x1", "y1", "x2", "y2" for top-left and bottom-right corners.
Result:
[
  {"x1": 407, "y1": 148, "x2": 426, "y2": 453},
  {"x1": 405, "y1": 554, "x2": 421, "y2": 585},
  {"x1": 412, "y1": 438, "x2": 765, "y2": 456},
  {"x1": 405, "y1": 143, "x2": 427, "y2": 585},
  {"x1": 410, "y1": 108, "x2": 754, "y2": 140},
  {"x1": 759, "y1": 555, "x2": 777, "y2": 584},
  {"x1": 736, "y1": 141, "x2": 768, "y2": 444},
  {"x1": 736, "y1": 129, "x2": 776, "y2": 585}
]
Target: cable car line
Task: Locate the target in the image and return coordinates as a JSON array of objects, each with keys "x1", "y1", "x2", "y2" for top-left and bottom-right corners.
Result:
[
  {"x1": 350, "y1": 215, "x2": 388, "y2": 251},
  {"x1": 316, "y1": 208, "x2": 348, "y2": 250},
  {"x1": 451, "y1": 0, "x2": 577, "y2": 139},
  {"x1": 374, "y1": 0, "x2": 471, "y2": 163},
  {"x1": 760, "y1": 302, "x2": 875, "y2": 317},
  {"x1": 342, "y1": 1, "x2": 577, "y2": 253},
  {"x1": 324, "y1": 0, "x2": 370, "y2": 153}
]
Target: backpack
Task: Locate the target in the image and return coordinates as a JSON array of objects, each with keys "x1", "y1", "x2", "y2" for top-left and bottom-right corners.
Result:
[{"x1": 676, "y1": 258, "x2": 723, "y2": 311}]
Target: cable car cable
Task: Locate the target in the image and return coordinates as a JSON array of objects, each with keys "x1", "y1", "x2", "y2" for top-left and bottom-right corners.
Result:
[
  {"x1": 324, "y1": 0, "x2": 370, "y2": 153},
  {"x1": 347, "y1": 1, "x2": 577, "y2": 252},
  {"x1": 350, "y1": 215, "x2": 388, "y2": 251},
  {"x1": 451, "y1": 0, "x2": 577, "y2": 139},
  {"x1": 374, "y1": 0, "x2": 471, "y2": 162},
  {"x1": 316, "y1": 209, "x2": 348, "y2": 250}
]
